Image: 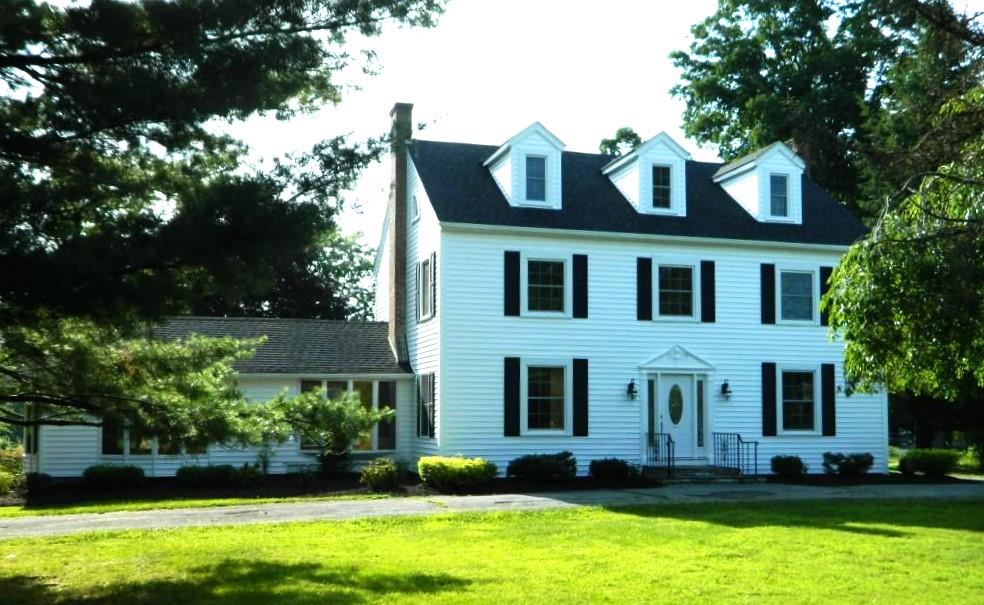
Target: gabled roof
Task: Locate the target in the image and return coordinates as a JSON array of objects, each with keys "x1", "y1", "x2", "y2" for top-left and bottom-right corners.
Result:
[
  {"x1": 712, "y1": 141, "x2": 805, "y2": 181},
  {"x1": 154, "y1": 317, "x2": 409, "y2": 375},
  {"x1": 601, "y1": 132, "x2": 692, "y2": 175},
  {"x1": 482, "y1": 122, "x2": 565, "y2": 167},
  {"x1": 409, "y1": 140, "x2": 867, "y2": 246}
]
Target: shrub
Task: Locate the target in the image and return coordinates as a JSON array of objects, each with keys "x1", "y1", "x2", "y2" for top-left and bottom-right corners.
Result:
[
  {"x1": 822, "y1": 452, "x2": 874, "y2": 476},
  {"x1": 771, "y1": 455, "x2": 808, "y2": 478},
  {"x1": 231, "y1": 464, "x2": 264, "y2": 488},
  {"x1": 0, "y1": 447, "x2": 23, "y2": 474},
  {"x1": 175, "y1": 464, "x2": 237, "y2": 488},
  {"x1": 589, "y1": 458, "x2": 639, "y2": 483},
  {"x1": 899, "y1": 449, "x2": 961, "y2": 477},
  {"x1": 360, "y1": 457, "x2": 399, "y2": 492},
  {"x1": 507, "y1": 451, "x2": 577, "y2": 482},
  {"x1": 418, "y1": 456, "x2": 498, "y2": 491},
  {"x1": 0, "y1": 470, "x2": 17, "y2": 495},
  {"x1": 82, "y1": 464, "x2": 145, "y2": 491}
]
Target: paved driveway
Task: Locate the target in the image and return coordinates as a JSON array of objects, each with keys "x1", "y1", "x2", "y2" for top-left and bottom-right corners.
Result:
[{"x1": 3, "y1": 481, "x2": 984, "y2": 540}]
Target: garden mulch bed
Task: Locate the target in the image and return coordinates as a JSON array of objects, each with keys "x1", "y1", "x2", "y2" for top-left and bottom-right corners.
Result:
[{"x1": 766, "y1": 472, "x2": 977, "y2": 487}]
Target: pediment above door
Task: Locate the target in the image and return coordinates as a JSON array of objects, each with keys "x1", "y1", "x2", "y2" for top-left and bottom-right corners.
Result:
[{"x1": 639, "y1": 345, "x2": 715, "y2": 372}]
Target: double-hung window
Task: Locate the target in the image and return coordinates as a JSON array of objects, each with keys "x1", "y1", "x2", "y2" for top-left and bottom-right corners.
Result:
[
  {"x1": 652, "y1": 165, "x2": 671, "y2": 209},
  {"x1": 780, "y1": 270, "x2": 814, "y2": 321},
  {"x1": 770, "y1": 174, "x2": 789, "y2": 217},
  {"x1": 526, "y1": 365, "x2": 567, "y2": 432},
  {"x1": 526, "y1": 156, "x2": 546, "y2": 202},
  {"x1": 417, "y1": 253, "x2": 436, "y2": 321},
  {"x1": 657, "y1": 265, "x2": 694, "y2": 317},
  {"x1": 527, "y1": 259, "x2": 566, "y2": 313},
  {"x1": 417, "y1": 373, "x2": 435, "y2": 438},
  {"x1": 781, "y1": 370, "x2": 816, "y2": 431}
]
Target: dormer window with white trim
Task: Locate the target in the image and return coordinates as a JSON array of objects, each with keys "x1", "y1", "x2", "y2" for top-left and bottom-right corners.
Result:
[
  {"x1": 484, "y1": 122, "x2": 564, "y2": 210},
  {"x1": 770, "y1": 174, "x2": 788, "y2": 217},
  {"x1": 652, "y1": 165, "x2": 672, "y2": 209},
  {"x1": 602, "y1": 132, "x2": 690, "y2": 217},
  {"x1": 526, "y1": 156, "x2": 547, "y2": 202}
]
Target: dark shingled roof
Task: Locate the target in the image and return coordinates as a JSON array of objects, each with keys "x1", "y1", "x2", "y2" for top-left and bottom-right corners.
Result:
[
  {"x1": 409, "y1": 140, "x2": 867, "y2": 246},
  {"x1": 154, "y1": 317, "x2": 408, "y2": 375}
]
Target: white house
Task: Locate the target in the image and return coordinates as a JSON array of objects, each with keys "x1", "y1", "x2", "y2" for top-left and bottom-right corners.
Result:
[{"x1": 27, "y1": 103, "x2": 888, "y2": 477}]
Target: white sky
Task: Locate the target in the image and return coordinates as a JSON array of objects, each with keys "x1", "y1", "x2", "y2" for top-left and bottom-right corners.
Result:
[{"x1": 230, "y1": 0, "x2": 723, "y2": 246}]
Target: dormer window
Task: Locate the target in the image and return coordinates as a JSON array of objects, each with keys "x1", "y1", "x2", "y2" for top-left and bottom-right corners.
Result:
[
  {"x1": 770, "y1": 174, "x2": 788, "y2": 217},
  {"x1": 526, "y1": 156, "x2": 547, "y2": 202},
  {"x1": 652, "y1": 165, "x2": 671, "y2": 209}
]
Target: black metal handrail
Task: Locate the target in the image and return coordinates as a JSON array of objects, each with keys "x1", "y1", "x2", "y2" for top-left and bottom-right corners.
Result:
[
  {"x1": 643, "y1": 432, "x2": 675, "y2": 477},
  {"x1": 712, "y1": 432, "x2": 759, "y2": 476}
]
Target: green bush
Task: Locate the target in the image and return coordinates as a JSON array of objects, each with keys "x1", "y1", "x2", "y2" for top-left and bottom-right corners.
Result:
[
  {"x1": 771, "y1": 455, "x2": 808, "y2": 478},
  {"x1": 507, "y1": 451, "x2": 577, "y2": 482},
  {"x1": 822, "y1": 452, "x2": 874, "y2": 476},
  {"x1": 899, "y1": 449, "x2": 961, "y2": 476},
  {"x1": 589, "y1": 458, "x2": 639, "y2": 483},
  {"x1": 360, "y1": 457, "x2": 399, "y2": 492},
  {"x1": 231, "y1": 464, "x2": 264, "y2": 488},
  {"x1": 0, "y1": 447, "x2": 23, "y2": 474},
  {"x1": 175, "y1": 464, "x2": 237, "y2": 488},
  {"x1": 418, "y1": 456, "x2": 498, "y2": 491},
  {"x1": 82, "y1": 464, "x2": 145, "y2": 491},
  {"x1": 0, "y1": 470, "x2": 17, "y2": 495}
]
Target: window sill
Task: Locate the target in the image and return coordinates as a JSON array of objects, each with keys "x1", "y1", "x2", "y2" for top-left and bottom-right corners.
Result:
[
  {"x1": 416, "y1": 313, "x2": 436, "y2": 325},
  {"x1": 520, "y1": 430, "x2": 571, "y2": 437},
  {"x1": 521, "y1": 311, "x2": 570, "y2": 319},
  {"x1": 776, "y1": 319, "x2": 819, "y2": 326},
  {"x1": 777, "y1": 430, "x2": 821, "y2": 437}
]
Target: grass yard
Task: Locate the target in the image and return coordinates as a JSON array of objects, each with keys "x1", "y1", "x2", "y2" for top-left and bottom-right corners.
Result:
[
  {"x1": 2, "y1": 499, "x2": 983, "y2": 604},
  {"x1": 0, "y1": 493, "x2": 387, "y2": 519}
]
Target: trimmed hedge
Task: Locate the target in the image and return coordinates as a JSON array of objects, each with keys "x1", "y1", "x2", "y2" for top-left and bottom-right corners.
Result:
[
  {"x1": 175, "y1": 464, "x2": 263, "y2": 488},
  {"x1": 360, "y1": 458, "x2": 399, "y2": 492},
  {"x1": 418, "y1": 456, "x2": 497, "y2": 491},
  {"x1": 822, "y1": 452, "x2": 874, "y2": 476},
  {"x1": 770, "y1": 455, "x2": 808, "y2": 479},
  {"x1": 82, "y1": 464, "x2": 145, "y2": 491},
  {"x1": 589, "y1": 458, "x2": 639, "y2": 483},
  {"x1": 507, "y1": 451, "x2": 577, "y2": 482},
  {"x1": 899, "y1": 449, "x2": 961, "y2": 477}
]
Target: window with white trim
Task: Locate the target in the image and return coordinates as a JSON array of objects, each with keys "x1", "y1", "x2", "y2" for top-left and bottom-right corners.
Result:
[
  {"x1": 100, "y1": 419, "x2": 205, "y2": 456},
  {"x1": 652, "y1": 165, "x2": 671, "y2": 209},
  {"x1": 526, "y1": 365, "x2": 566, "y2": 431},
  {"x1": 526, "y1": 155, "x2": 546, "y2": 201},
  {"x1": 299, "y1": 379, "x2": 397, "y2": 451},
  {"x1": 417, "y1": 253, "x2": 436, "y2": 322},
  {"x1": 781, "y1": 370, "x2": 816, "y2": 431},
  {"x1": 657, "y1": 265, "x2": 694, "y2": 317},
  {"x1": 417, "y1": 373, "x2": 435, "y2": 438},
  {"x1": 770, "y1": 174, "x2": 789, "y2": 217},
  {"x1": 527, "y1": 259, "x2": 565, "y2": 313},
  {"x1": 780, "y1": 270, "x2": 814, "y2": 321}
]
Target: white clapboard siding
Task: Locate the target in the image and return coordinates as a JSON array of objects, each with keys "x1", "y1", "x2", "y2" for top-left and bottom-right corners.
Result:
[{"x1": 436, "y1": 228, "x2": 888, "y2": 475}]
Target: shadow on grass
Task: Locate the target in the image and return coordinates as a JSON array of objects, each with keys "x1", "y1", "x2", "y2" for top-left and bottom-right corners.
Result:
[
  {"x1": 2, "y1": 558, "x2": 473, "y2": 605},
  {"x1": 601, "y1": 498, "x2": 984, "y2": 538}
]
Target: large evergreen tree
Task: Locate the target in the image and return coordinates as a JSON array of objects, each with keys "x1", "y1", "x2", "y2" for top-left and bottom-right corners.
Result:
[{"x1": 0, "y1": 0, "x2": 442, "y2": 440}]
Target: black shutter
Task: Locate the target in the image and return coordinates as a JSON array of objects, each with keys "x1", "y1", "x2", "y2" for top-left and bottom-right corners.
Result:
[
  {"x1": 504, "y1": 357, "x2": 520, "y2": 436},
  {"x1": 761, "y1": 264, "x2": 776, "y2": 324},
  {"x1": 415, "y1": 375, "x2": 422, "y2": 436},
  {"x1": 821, "y1": 363, "x2": 836, "y2": 436},
  {"x1": 700, "y1": 260, "x2": 715, "y2": 323},
  {"x1": 819, "y1": 266, "x2": 833, "y2": 327},
  {"x1": 573, "y1": 254, "x2": 588, "y2": 318},
  {"x1": 504, "y1": 251, "x2": 520, "y2": 317},
  {"x1": 573, "y1": 358, "x2": 589, "y2": 436},
  {"x1": 414, "y1": 262, "x2": 420, "y2": 321},
  {"x1": 637, "y1": 257, "x2": 652, "y2": 320},
  {"x1": 762, "y1": 362, "x2": 777, "y2": 436},
  {"x1": 430, "y1": 252, "x2": 437, "y2": 318},
  {"x1": 428, "y1": 374, "x2": 436, "y2": 438}
]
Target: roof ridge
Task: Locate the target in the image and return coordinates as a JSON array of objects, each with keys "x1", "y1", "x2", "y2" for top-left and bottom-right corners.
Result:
[{"x1": 166, "y1": 316, "x2": 388, "y2": 325}]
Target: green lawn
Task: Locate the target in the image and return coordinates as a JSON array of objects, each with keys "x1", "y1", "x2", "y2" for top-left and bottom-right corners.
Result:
[
  {"x1": 2, "y1": 499, "x2": 983, "y2": 604},
  {"x1": 0, "y1": 493, "x2": 386, "y2": 518}
]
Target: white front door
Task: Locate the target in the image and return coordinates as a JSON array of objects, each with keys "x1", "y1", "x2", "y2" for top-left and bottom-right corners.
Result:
[{"x1": 659, "y1": 374, "x2": 695, "y2": 458}]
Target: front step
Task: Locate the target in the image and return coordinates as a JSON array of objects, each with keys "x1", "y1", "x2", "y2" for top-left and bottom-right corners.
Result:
[{"x1": 644, "y1": 465, "x2": 758, "y2": 483}]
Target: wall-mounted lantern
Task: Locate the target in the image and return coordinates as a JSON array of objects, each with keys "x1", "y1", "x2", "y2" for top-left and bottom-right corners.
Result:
[
  {"x1": 626, "y1": 379, "x2": 638, "y2": 400},
  {"x1": 720, "y1": 380, "x2": 733, "y2": 399}
]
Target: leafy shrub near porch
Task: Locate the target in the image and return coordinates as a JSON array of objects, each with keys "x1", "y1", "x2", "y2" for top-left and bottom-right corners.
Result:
[
  {"x1": 0, "y1": 447, "x2": 22, "y2": 474},
  {"x1": 589, "y1": 458, "x2": 639, "y2": 483},
  {"x1": 770, "y1": 455, "x2": 808, "y2": 478},
  {"x1": 0, "y1": 470, "x2": 19, "y2": 495},
  {"x1": 899, "y1": 449, "x2": 961, "y2": 476},
  {"x1": 418, "y1": 456, "x2": 498, "y2": 491},
  {"x1": 82, "y1": 464, "x2": 145, "y2": 491},
  {"x1": 176, "y1": 464, "x2": 263, "y2": 488},
  {"x1": 822, "y1": 452, "x2": 874, "y2": 476},
  {"x1": 507, "y1": 451, "x2": 577, "y2": 482},
  {"x1": 360, "y1": 457, "x2": 399, "y2": 492}
]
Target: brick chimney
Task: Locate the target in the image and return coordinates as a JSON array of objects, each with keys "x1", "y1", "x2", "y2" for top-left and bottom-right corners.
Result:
[{"x1": 387, "y1": 102, "x2": 413, "y2": 364}]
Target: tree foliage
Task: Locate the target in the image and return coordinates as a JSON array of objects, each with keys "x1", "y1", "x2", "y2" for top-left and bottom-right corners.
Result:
[
  {"x1": 599, "y1": 127, "x2": 642, "y2": 157},
  {"x1": 671, "y1": 0, "x2": 984, "y2": 219},
  {"x1": 0, "y1": 0, "x2": 443, "y2": 438}
]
